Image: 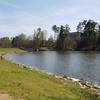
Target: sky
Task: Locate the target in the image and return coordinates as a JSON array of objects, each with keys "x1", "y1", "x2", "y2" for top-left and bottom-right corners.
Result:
[{"x1": 0, "y1": 0, "x2": 100, "y2": 37}]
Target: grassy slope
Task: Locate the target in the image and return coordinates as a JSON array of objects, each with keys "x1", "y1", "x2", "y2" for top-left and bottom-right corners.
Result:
[
  {"x1": 0, "y1": 48, "x2": 25, "y2": 53},
  {"x1": 0, "y1": 48, "x2": 99, "y2": 100}
]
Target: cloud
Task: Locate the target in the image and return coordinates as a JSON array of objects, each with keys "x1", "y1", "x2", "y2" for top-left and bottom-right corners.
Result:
[{"x1": 0, "y1": 0, "x2": 100, "y2": 37}]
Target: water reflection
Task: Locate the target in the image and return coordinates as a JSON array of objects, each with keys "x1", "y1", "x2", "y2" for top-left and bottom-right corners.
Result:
[{"x1": 7, "y1": 51, "x2": 100, "y2": 83}]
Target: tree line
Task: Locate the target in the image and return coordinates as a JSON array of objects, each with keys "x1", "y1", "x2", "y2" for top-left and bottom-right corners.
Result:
[{"x1": 1, "y1": 19, "x2": 100, "y2": 51}]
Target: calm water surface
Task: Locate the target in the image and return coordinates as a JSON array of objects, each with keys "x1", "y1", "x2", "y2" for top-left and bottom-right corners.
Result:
[{"x1": 7, "y1": 51, "x2": 100, "y2": 83}]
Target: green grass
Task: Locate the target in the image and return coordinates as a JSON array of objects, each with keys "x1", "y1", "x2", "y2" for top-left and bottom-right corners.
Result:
[
  {"x1": 0, "y1": 48, "x2": 99, "y2": 100},
  {"x1": 0, "y1": 48, "x2": 25, "y2": 53}
]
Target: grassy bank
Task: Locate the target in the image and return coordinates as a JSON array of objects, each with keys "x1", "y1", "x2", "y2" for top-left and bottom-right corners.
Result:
[
  {"x1": 0, "y1": 48, "x2": 25, "y2": 53},
  {"x1": 0, "y1": 48, "x2": 99, "y2": 100}
]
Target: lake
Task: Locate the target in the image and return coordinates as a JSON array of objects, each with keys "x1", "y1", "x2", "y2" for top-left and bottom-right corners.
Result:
[{"x1": 6, "y1": 51, "x2": 100, "y2": 83}]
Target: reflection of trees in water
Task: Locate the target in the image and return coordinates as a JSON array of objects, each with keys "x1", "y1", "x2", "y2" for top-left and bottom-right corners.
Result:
[{"x1": 8, "y1": 51, "x2": 100, "y2": 83}]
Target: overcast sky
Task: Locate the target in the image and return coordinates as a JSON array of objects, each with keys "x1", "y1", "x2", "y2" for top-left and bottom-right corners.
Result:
[{"x1": 0, "y1": 0, "x2": 100, "y2": 37}]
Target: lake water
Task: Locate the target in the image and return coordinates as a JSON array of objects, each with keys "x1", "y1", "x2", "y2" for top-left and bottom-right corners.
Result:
[{"x1": 6, "y1": 51, "x2": 100, "y2": 83}]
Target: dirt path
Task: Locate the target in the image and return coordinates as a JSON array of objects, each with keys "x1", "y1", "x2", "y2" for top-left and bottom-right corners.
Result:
[
  {"x1": 0, "y1": 93, "x2": 13, "y2": 100},
  {"x1": 0, "y1": 93, "x2": 24, "y2": 100}
]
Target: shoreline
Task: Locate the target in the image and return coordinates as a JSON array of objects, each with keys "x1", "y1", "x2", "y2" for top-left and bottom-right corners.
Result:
[{"x1": 3, "y1": 53, "x2": 100, "y2": 95}]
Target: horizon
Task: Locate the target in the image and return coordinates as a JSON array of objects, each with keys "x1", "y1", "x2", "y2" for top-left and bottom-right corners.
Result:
[{"x1": 0, "y1": 0, "x2": 100, "y2": 37}]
